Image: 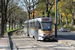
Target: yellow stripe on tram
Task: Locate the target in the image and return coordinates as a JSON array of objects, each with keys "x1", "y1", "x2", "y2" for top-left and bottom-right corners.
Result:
[
  {"x1": 30, "y1": 28, "x2": 35, "y2": 30},
  {"x1": 38, "y1": 29, "x2": 52, "y2": 34}
]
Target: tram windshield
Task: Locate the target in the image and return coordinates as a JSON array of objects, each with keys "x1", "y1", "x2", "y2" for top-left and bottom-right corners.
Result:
[{"x1": 41, "y1": 22, "x2": 51, "y2": 31}]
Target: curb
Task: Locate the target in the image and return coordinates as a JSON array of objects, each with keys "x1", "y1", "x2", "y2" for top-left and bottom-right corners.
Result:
[
  {"x1": 58, "y1": 40, "x2": 75, "y2": 47},
  {"x1": 53, "y1": 36, "x2": 75, "y2": 47},
  {"x1": 71, "y1": 31, "x2": 75, "y2": 33}
]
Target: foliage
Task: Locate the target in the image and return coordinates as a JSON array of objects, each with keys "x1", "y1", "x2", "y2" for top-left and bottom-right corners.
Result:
[
  {"x1": 6, "y1": 0, "x2": 28, "y2": 32},
  {"x1": 36, "y1": 0, "x2": 46, "y2": 17},
  {"x1": 36, "y1": 0, "x2": 75, "y2": 30}
]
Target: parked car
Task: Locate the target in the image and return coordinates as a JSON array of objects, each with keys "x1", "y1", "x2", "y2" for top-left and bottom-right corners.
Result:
[{"x1": 59, "y1": 27, "x2": 67, "y2": 32}]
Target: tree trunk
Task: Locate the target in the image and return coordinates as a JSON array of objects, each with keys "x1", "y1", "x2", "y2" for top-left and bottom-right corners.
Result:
[
  {"x1": 4, "y1": 0, "x2": 7, "y2": 32},
  {"x1": 66, "y1": 16, "x2": 68, "y2": 27},
  {"x1": 14, "y1": 23, "x2": 16, "y2": 29},
  {"x1": 9, "y1": 18, "x2": 11, "y2": 30},
  {"x1": 71, "y1": 18, "x2": 73, "y2": 26},
  {"x1": 9, "y1": 4, "x2": 11, "y2": 30},
  {"x1": 71, "y1": 10, "x2": 75, "y2": 26},
  {"x1": 60, "y1": 14, "x2": 62, "y2": 27},
  {"x1": 17, "y1": 20, "x2": 18, "y2": 28},
  {"x1": 65, "y1": 12, "x2": 68, "y2": 28},
  {"x1": 4, "y1": 20, "x2": 6, "y2": 32},
  {"x1": 0, "y1": 0, "x2": 2, "y2": 36},
  {"x1": 12, "y1": 19, "x2": 13, "y2": 30},
  {"x1": 5, "y1": 8, "x2": 7, "y2": 32},
  {"x1": 1, "y1": 0, "x2": 5, "y2": 37},
  {"x1": 11, "y1": 13, "x2": 13, "y2": 30}
]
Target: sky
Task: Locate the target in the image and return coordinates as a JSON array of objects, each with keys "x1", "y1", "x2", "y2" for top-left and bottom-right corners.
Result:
[
  {"x1": 16, "y1": 0, "x2": 37, "y2": 11},
  {"x1": 17, "y1": 0, "x2": 34, "y2": 11}
]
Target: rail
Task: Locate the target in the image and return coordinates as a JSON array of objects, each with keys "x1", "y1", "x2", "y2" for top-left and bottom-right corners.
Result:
[{"x1": 8, "y1": 29, "x2": 21, "y2": 50}]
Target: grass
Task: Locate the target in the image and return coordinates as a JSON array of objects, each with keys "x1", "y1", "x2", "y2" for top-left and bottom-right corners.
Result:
[{"x1": 4, "y1": 27, "x2": 23, "y2": 34}]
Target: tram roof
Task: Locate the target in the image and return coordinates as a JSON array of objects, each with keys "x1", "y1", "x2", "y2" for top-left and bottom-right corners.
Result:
[{"x1": 24, "y1": 17, "x2": 52, "y2": 23}]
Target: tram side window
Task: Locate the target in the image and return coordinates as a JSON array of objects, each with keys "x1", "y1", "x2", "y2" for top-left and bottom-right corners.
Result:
[
  {"x1": 31, "y1": 22, "x2": 33, "y2": 29},
  {"x1": 33, "y1": 22, "x2": 35, "y2": 28},
  {"x1": 30, "y1": 22, "x2": 32, "y2": 28},
  {"x1": 39, "y1": 23, "x2": 41, "y2": 29},
  {"x1": 26, "y1": 23, "x2": 27, "y2": 28},
  {"x1": 24, "y1": 23, "x2": 26, "y2": 28},
  {"x1": 30, "y1": 22, "x2": 33, "y2": 28}
]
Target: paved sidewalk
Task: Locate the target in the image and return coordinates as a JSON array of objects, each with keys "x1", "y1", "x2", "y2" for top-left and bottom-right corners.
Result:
[
  {"x1": 53, "y1": 36, "x2": 75, "y2": 47},
  {"x1": 0, "y1": 35, "x2": 10, "y2": 50}
]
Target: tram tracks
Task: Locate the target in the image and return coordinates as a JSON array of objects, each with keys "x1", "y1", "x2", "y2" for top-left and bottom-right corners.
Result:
[
  {"x1": 18, "y1": 36, "x2": 37, "y2": 50},
  {"x1": 12, "y1": 34, "x2": 57, "y2": 50},
  {"x1": 12, "y1": 35, "x2": 37, "y2": 50},
  {"x1": 11, "y1": 32, "x2": 75, "y2": 50}
]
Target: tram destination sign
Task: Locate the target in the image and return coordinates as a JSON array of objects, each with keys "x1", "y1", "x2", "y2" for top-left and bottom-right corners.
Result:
[
  {"x1": 45, "y1": 19, "x2": 49, "y2": 21},
  {"x1": 42, "y1": 19, "x2": 51, "y2": 21}
]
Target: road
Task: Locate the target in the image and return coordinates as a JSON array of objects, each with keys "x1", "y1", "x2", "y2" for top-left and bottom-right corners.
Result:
[
  {"x1": 53, "y1": 31, "x2": 75, "y2": 40},
  {"x1": 11, "y1": 33, "x2": 75, "y2": 50}
]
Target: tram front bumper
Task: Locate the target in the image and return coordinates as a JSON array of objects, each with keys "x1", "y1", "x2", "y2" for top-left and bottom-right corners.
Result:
[{"x1": 42, "y1": 34, "x2": 52, "y2": 39}]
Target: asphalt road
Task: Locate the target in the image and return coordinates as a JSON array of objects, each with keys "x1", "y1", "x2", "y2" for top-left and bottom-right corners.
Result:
[
  {"x1": 11, "y1": 33, "x2": 75, "y2": 50},
  {"x1": 53, "y1": 31, "x2": 75, "y2": 40}
]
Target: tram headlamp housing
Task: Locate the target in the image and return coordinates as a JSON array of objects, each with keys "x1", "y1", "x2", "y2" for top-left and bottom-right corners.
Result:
[
  {"x1": 42, "y1": 19, "x2": 45, "y2": 21},
  {"x1": 43, "y1": 34, "x2": 45, "y2": 36}
]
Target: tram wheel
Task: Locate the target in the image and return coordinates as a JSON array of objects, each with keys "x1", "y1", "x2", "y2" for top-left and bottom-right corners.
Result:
[{"x1": 27, "y1": 34, "x2": 29, "y2": 36}]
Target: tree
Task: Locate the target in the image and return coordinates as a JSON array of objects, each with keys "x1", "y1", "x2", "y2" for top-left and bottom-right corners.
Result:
[
  {"x1": 36, "y1": 0, "x2": 60, "y2": 17},
  {"x1": 21, "y1": 0, "x2": 38, "y2": 19},
  {"x1": 36, "y1": 0, "x2": 46, "y2": 17},
  {"x1": 72, "y1": 0, "x2": 75, "y2": 26},
  {"x1": 0, "y1": 0, "x2": 11, "y2": 37},
  {"x1": 51, "y1": 0, "x2": 72, "y2": 27},
  {"x1": 0, "y1": 0, "x2": 2, "y2": 37}
]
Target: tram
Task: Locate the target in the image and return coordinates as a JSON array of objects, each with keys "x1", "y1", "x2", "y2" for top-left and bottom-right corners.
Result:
[{"x1": 24, "y1": 17, "x2": 53, "y2": 40}]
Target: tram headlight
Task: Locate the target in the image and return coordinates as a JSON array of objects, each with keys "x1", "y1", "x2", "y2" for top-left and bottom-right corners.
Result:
[
  {"x1": 43, "y1": 34, "x2": 45, "y2": 36},
  {"x1": 42, "y1": 19, "x2": 45, "y2": 21},
  {"x1": 49, "y1": 34, "x2": 50, "y2": 36}
]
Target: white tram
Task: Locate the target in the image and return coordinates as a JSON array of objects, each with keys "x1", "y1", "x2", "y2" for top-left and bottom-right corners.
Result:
[{"x1": 24, "y1": 17, "x2": 53, "y2": 40}]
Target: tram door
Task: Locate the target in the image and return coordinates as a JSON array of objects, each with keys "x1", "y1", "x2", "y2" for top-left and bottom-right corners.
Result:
[{"x1": 35, "y1": 21, "x2": 39, "y2": 40}]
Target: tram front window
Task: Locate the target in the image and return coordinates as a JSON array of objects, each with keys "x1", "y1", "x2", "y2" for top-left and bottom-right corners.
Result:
[{"x1": 41, "y1": 22, "x2": 51, "y2": 31}]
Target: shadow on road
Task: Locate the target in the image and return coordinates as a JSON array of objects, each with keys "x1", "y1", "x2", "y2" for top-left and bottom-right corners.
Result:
[{"x1": 40, "y1": 39, "x2": 58, "y2": 42}]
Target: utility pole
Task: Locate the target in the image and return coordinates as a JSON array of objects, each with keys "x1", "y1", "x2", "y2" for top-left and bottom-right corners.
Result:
[
  {"x1": 9, "y1": 4, "x2": 11, "y2": 30},
  {"x1": 55, "y1": 0, "x2": 57, "y2": 37}
]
